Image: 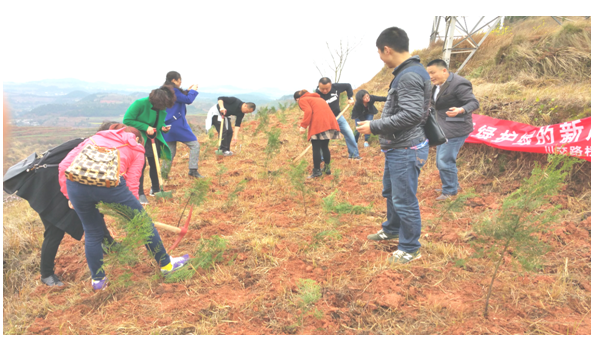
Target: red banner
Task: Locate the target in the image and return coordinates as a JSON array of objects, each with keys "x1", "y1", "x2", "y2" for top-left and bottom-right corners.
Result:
[{"x1": 466, "y1": 115, "x2": 591, "y2": 162}]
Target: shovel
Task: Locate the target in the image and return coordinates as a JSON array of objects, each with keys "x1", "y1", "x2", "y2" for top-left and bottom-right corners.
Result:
[
  {"x1": 149, "y1": 136, "x2": 173, "y2": 201},
  {"x1": 153, "y1": 205, "x2": 193, "y2": 252},
  {"x1": 215, "y1": 115, "x2": 225, "y2": 160}
]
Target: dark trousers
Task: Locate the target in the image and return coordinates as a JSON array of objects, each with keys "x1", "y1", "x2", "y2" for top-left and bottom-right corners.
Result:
[
  {"x1": 311, "y1": 139, "x2": 330, "y2": 169},
  {"x1": 211, "y1": 115, "x2": 233, "y2": 151},
  {"x1": 66, "y1": 177, "x2": 171, "y2": 280},
  {"x1": 39, "y1": 222, "x2": 65, "y2": 278},
  {"x1": 139, "y1": 138, "x2": 162, "y2": 195},
  {"x1": 39, "y1": 216, "x2": 113, "y2": 278}
]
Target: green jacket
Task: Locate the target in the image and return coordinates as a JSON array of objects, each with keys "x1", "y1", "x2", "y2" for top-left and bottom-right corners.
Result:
[{"x1": 123, "y1": 97, "x2": 172, "y2": 160}]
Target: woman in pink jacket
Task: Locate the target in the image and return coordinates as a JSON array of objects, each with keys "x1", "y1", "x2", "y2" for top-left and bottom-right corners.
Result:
[{"x1": 59, "y1": 124, "x2": 188, "y2": 290}]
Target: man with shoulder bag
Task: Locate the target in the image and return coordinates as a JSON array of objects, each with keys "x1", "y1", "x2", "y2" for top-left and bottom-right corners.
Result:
[
  {"x1": 426, "y1": 59, "x2": 479, "y2": 201},
  {"x1": 356, "y1": 27, "x2": 432, "y2": 264}
]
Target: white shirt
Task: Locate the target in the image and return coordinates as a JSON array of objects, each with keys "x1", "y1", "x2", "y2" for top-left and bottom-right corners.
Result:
[{"x1": 433, "y1": 85, "x2": 440, "y2": 102}]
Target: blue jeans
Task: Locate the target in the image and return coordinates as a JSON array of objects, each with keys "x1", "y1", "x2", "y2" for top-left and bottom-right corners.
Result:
[
  {"x1": 436, "y1": 134, "x2": 468, "y2": 195},
  {"x1": 66, "y1": 178, "x2": 171, "y2": 280},
  {"x1": 381, "y1": 145, "x2": 429, "y2": 253},
  {"x1": 321, "y1": 116, "x2": 359, "y2": 159},
  {"x1": 354, "y1": 114, "x2": 374, "y2": 142}
]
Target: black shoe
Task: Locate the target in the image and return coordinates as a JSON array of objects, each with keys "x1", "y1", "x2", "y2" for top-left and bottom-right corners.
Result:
[
  {"x1": 41, "y1": 274, "x2": 64, "y2": 287},
  {"x1": 189, "y1": 169, "x2": 205, "y2": 178},
  {"x1": 307, "y1": 168, "x2": 323, "y2": 179},
  {"x1": 322, "y1": 164, "x2": 331, "y2": 175}
]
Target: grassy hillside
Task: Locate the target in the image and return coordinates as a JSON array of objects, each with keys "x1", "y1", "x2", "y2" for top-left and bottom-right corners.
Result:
[{"x1": 3, "y1": 17, "x2": 590, "y2": 334}]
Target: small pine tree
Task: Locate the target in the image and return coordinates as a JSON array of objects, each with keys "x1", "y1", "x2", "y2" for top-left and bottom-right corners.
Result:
[
  {"x1": 475, "y1": 155, "x2": 578, "y2": 318},
  {"x1": 288, "y1": 160, "x2": 311, "y2": 216},
  {"x1": 253, "y1": 107, "x2": 270, "y2": 135},
  {"x1": 264, "y1": 127, "x2": 281, "y2": 173},
  {"x1": 185, "y1": 177, "x2": 211, "y2": 207},
  {"x1": 431, "y1": 190, "x2": 477, "y2": 231},
  {"x1": 226, "y1": 179, "x2": 247, "y2": 210},
  {"x1": 215, "y1": 163, "x2": 228, "y2": 186},
  {"x1": 164, "y1": 235, "x2": 228, "y2": 283},
  {"x1": 322, "y1": 189, "x2": 372, "y2": 215},
  {"x1": 96, "y1": 203, "x2": 157, "y2": 288}
]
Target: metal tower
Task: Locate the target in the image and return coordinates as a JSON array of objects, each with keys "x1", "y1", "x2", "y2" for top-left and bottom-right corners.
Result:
[{"x1": 430, "y1": 16, "x2": 503, "y2": 74}]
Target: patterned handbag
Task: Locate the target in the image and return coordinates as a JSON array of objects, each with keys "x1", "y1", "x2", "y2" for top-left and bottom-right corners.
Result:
[{"x1": 65, "y1": 137, "x2": 128, "y2": 188}]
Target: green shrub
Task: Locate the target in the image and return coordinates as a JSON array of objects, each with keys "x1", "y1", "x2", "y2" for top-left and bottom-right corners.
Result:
[
  {"x1": 322, "y1": 189, "x2": 372, "y2": 215},
  {"x1": 297, "y1": 279, "x2": 322, "y2": 306},
  {"x1": 164, "y1": 235, "x2": 228, "y2": 283}
]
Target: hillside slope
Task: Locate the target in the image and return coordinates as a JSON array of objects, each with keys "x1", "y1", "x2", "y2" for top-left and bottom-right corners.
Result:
[{"x1": 3, "y1": 17, "x2": 590, "y2": 334}]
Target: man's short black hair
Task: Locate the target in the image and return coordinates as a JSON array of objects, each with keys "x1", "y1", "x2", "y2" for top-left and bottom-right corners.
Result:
[
  {"x1": 376, "y1": 27, "x2": 409, "y2": 53},
  {"x1": 245, "y1": 102, "x2": 256, "y2": 111},
  {"x1": 318, "y1": 77, "x2": 332, "y2": 85},
  {"x1": 427, "y1": 59, "x2": 449, "y2": 70}
]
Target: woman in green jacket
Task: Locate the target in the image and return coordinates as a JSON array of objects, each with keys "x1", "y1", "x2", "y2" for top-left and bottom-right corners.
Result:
[{"x1": 123, "y1": 85, "x2": 175, "y2": 204}]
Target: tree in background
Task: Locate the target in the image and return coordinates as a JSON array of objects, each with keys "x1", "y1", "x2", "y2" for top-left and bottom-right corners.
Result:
[{"x1": 314, "y1": 39, "x2": 361, "y2": 83}]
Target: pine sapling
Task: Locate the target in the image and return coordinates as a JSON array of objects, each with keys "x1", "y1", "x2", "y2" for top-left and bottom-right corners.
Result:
[
  {"x1": 475, "y1": 155, "x2": 578, "y2": 318},
  {"x1": 253, "y1": 107, "x2": 270, "y2": 135},
  {"x1": 226, "y1": 179, "x2": 247, "y2": 210},
  {"x1": 431, "y1": 190, "x2": 477, "y2": 231},
  {"x1": 264, "y1": 127, "x2": 281, "y2": 174},
  {"x1": 185, "y1": 177, "x2": 211, "y2": 207},
  {"x1": 165, "y1": 235, "x2": 228, "y2": 283},
  {"x1": 215, "y1": 163, "x2": 228, "y2": 186},
  {"x1": 96, "y1": 202, "x2": 156, "y2": 288},
  {"x1": 288, "y1": 160, "x2": 311, "y2": 216},
  {"x1": 322, "y1": 189, "x2": 372, "y2": 215}
]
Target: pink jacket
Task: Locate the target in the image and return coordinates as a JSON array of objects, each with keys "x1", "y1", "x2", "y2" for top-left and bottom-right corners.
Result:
[{"x1": 59, "y1": 128, "x2": 146, "y2": 200}]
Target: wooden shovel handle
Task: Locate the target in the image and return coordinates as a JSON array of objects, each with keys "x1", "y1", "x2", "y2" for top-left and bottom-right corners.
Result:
[{"x1": 154, "y1": 222, "x2": 181, "y2": 234}]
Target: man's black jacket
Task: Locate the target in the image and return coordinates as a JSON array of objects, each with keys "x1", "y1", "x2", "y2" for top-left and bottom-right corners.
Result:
[
  {"x1": 217, "y1": 96, "x2": 246, "y2": 127},
  {"x1": 315, "y1": 83, "x2": 353, "y2": 117},
  {"x1": 369, "y1": 56, "x2": 431, "y2": 149}
]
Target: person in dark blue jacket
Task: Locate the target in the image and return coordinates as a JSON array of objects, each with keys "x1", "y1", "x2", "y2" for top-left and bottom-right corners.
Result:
[
  {"x1": 356, "y1": 27, "x2": 431, "y2": 265},
  {"x1": 162, "y1": 71, "x2": 205, "y2": 179},
  {"x1": 352, "y1": 89, "x2": 386, "y2": 147}
]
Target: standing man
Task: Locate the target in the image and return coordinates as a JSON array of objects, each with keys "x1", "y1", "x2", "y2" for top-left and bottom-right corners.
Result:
[
  {"x1": 205, "y1": 96, "x2": 256, "y2": 156},
  {"x1": 426, "y1": 59, "x2": 479, "y2": 200},
  {"x1": 356, "y1": 27, "x2": 431, "y2": 264},
  {"x1": 316, "y1": 77, "x2": 361, "y2": 160}
]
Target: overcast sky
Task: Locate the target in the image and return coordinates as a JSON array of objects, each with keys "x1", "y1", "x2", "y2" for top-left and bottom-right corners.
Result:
[{"x1": 2, "y1": 1, "x2": 550, "y2": 94}]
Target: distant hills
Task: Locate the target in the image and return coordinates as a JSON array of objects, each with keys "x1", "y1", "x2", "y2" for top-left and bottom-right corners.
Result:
[{"x1": 4, "y1": 79, "x2": 292, "y2": 127}]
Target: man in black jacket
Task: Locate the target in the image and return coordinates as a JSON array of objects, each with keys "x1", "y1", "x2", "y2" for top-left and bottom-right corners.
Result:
[
  {"x1": 356, "y1": 27, "x2": 430, "y2": 264},
  {"x1": 206, "y1": 97, "x2": 255, "y2": 156},
  {"x1": 315, "y1": 78, "x2": 361, "y2": 159},
  {"x1": 426, "y1": 59, "x2": 479, "y2": 200}
]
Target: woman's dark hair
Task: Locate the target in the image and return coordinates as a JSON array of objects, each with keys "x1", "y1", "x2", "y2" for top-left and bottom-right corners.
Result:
[
  {"x1": 293, "y1": 89, "x2": 309, "y2": 101},
  {"x1": 149, "y1": 85, "x2": 176, "y2": 110},
  {"x1": 355, "y1": 89, "x2": 369, "y2": 102},
  {"x1": 163, "y1": 71, "x2": 188, "y2": 95},
  {"x1": 97, "y1": 120, "x2": 120, "y2": 132},
  {"x1": 108, "y1": 123, "x2": 144, "y2": 145}
]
